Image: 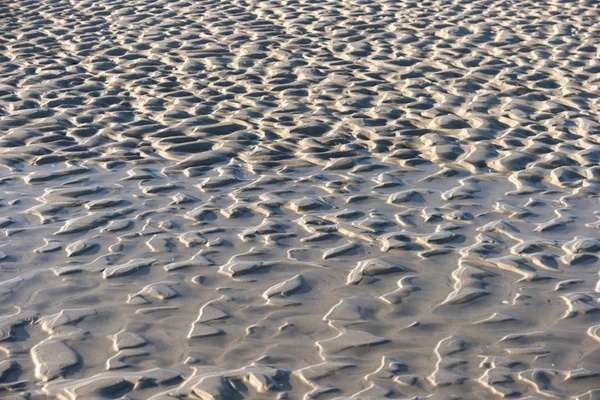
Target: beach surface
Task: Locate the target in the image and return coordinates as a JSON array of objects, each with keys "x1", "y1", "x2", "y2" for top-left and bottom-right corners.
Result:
[{"x1": 0, "y1": 0, "x2": 600, "y2": 398}]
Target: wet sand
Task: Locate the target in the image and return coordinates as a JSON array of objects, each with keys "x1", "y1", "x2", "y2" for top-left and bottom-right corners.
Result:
[{"x1": 1, "y1": 0, "x2": 600, "y2": 398}]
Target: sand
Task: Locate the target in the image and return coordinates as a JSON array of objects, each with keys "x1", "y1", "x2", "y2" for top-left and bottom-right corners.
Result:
[{"x1": 0, "y1": 0, "x2": 599, "y2": 398}]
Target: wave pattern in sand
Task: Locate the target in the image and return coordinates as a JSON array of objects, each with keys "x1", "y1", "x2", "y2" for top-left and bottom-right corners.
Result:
[{"x1": 1, "y1": 0, "x2": 600, "y2": 398}]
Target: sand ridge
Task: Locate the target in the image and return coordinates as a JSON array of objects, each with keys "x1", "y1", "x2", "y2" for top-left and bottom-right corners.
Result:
[{"x1": 0, "y1": 0, "x2": 600, "y2": 398}]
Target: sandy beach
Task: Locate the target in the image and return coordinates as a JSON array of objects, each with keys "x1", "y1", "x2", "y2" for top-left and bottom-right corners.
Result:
[{"x1": 0, "y1": 0, "x2": 599, "y2": 398}]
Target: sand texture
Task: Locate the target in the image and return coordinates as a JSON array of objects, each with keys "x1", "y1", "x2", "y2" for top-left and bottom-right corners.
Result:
[{"x1": 1, "y1": 0, "x2": 600, "y2": 398}]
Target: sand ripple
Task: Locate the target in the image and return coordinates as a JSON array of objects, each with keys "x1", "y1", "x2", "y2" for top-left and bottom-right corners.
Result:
[{"x1": 0, "y1": 0, "x2": 600, "y2": 398}]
